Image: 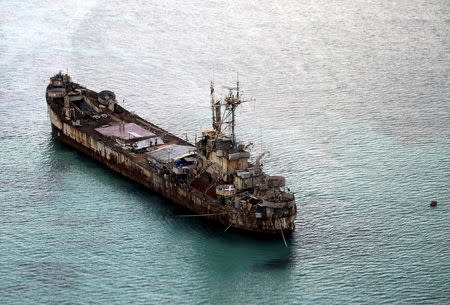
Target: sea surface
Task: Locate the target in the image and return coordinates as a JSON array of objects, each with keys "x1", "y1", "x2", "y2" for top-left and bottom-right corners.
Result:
[{"x1": 1, "y1": 0, "x2": 449, "y2": 304}]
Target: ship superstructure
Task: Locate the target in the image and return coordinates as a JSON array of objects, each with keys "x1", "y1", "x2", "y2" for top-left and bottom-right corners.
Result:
[{"x1": 46, "y1": 72, "x2": 297, "y2": 237}]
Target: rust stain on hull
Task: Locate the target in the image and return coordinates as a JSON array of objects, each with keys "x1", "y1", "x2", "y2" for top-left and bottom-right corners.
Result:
[{"x1": 46, "y1": 73, "x2": 297, "y2": 237}]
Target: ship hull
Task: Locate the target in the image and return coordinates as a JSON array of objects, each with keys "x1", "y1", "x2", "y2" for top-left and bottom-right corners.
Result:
[{"x1": 48, "y1": 107, "x2": 296, "y2": 237}]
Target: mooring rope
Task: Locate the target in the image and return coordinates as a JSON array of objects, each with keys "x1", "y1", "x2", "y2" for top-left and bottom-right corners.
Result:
[
  {"x1": 224, "y1": 223, "x2": 233, "y2": 232},
  {"x1": 280, "y1": 229, "x2": 287, "y2": 248}
]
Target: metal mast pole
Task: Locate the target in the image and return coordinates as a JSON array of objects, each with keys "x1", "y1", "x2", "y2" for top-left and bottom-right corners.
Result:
[
  {"x1": 231, "y1": 104, "x2": 236, "y2": 147},
  {"x1": 210, "y1": 81, "x2": 216, "y2": 130},
  {"x1": 232, "y1": 77, "x2": 239, "y2": 147}
]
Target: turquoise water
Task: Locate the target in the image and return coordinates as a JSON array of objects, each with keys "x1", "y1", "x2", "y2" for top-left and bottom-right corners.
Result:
[{"x1": 1, "y1": 0, "x2": 449, "y2": 304}]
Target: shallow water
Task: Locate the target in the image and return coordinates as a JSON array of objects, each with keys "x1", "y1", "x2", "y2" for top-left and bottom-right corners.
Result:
[{"x1": 1, "y1": 0, "x2": 449, "y2": 304}]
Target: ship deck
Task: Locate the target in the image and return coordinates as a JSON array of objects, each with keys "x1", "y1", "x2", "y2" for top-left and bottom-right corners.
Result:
[{"x1": 49, "y1": 90, "x2": 216, "y2": 198}]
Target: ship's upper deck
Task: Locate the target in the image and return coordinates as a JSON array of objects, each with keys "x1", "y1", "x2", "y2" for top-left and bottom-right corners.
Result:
[
  {"x1": 48, "y1": 82, "x2": 192, "y2": 167},
  {"x1": 46, "y1": 73, "x2": 296, "y2": 221}
]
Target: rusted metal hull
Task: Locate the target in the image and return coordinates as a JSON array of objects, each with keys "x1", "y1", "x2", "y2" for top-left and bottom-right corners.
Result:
[{"x1": 48, "y1": 106, "x2": 296, "y2": 237}]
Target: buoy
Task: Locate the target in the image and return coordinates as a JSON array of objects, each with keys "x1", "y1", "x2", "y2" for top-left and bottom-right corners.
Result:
[{"x1": 430, "y1": 200, "x2": 438, "y2": 206}]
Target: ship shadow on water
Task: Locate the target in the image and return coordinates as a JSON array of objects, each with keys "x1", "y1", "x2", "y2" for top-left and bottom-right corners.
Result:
[
  {"x1": 251, "y1": 256, "x2": 294, "y2": 272},
  {"x1": 48, "y1": 137, "x2": 299, "y2": 269}
]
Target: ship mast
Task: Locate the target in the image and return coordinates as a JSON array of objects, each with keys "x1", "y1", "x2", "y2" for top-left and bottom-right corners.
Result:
[
  {"x1": 210, "y1": 75, "x2": 249, "y2": 148},
  {"x1": 210, "y1": 81, "x2": 221, "y2": 132},
  {"x1": 231, "y1": 77, "x2": 239, "y2": 146}
]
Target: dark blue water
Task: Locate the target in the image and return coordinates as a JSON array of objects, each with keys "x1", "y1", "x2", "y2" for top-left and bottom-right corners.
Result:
[{"x1": 1, "y1": 0, "x2": 449, "y2": 304}]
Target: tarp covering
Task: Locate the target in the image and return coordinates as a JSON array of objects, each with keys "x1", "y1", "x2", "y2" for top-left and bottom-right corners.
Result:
[
  {"x1": 147, "y1": 144, "x2": 196, "y2": 164},
  {"x1": 95, "y1": 122, "x2": 155, "y2": 140}
]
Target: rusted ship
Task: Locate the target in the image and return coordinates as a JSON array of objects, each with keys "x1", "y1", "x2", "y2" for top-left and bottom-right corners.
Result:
[{"x1": 46, "y1": 72, "x2": 297, "y2": 237}]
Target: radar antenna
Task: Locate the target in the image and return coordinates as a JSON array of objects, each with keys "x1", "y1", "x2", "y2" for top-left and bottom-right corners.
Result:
[{"x1": 210, "y1": 74, "x2": 252, "y2": 147}]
